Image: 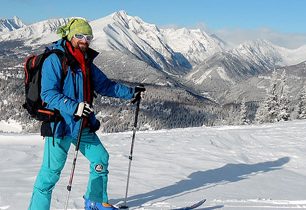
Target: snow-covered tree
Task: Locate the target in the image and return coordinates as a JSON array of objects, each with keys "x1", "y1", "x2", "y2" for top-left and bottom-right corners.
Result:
[
  {"x1": 278, "y1": 70, "x2": 290, "y2": 121},
  {"x1": 297, "y1": 85, "x2": 306, "y2": 119},
  {"x1": 256, "y1": 70, "x2": 279, "y2": 123},
  {"x1": 239, "y1": 98, "x2": 249, "y2": 125},
  {"x1": 255, "y1": 101, "x2": 265, "y2": 124}
]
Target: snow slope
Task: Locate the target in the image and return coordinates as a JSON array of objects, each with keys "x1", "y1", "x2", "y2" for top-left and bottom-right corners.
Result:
[{"x1": 0, "y1": 120, "x2": 306, "y2": 209}]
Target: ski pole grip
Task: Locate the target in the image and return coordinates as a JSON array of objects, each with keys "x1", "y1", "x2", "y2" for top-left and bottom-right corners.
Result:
[
  {"x1": 131, "y1": 84, "x2": 145, "y2": 104},
  {"x1": 131, "y1": 93, "x2": 141, "y2": 104}
]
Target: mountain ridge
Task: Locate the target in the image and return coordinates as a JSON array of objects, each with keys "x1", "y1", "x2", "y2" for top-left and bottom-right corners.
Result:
[
  {"x1": 1, "y1": 11, "x2": 305, "y2": 73},
  {"x1": 0, "y1": 16, "x2": 25, "y2": 32}
]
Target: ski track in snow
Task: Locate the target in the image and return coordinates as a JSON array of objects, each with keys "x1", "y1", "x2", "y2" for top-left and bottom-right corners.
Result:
[{"x1": 1, "y1": 120, "x2": 306, "y2": 209}]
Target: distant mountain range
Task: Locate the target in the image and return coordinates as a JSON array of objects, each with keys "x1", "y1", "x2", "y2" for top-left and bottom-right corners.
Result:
[
  {"x1": 1, "y1": 11, "x2": 306, "y2": 131},
  {"x1": 1, "y1": 11, "x2": 305, "y2": 80}
]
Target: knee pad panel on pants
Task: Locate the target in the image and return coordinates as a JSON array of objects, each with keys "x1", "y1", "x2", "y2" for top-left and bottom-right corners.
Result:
[
  {"x1": 91, "y1": 150, "x2": 109, "y2": 174},
  {"x1": 93, "y1": 163, "x2": 109, "y2": 174},
  {"x1": 94, "y1": 164, "x2": 103, "y2": 173}
]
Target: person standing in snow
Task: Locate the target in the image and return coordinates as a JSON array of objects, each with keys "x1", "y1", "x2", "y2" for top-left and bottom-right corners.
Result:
[{"x1": 28, "y1": 18, "x2": 145, "y2": 210}]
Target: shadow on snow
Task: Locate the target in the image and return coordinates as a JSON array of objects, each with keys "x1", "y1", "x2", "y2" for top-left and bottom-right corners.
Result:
[{"x1": 111, "y1": 157, "x2": 290, "y2": 208}]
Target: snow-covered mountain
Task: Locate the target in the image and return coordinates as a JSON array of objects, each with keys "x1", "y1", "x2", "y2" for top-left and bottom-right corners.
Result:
[
  {"x1": 0, "y1": 16, "x2": 25, "y2": 32},
  {"x1": 232, "y1": 40, "x2": 283, "y2": 67},
  {"x1": 90, "y1": 11, "x2": 194, "y2": 73},
  {"x1": 93, "y1": 11, "x2": 225, "y2": 69},
  {"x1": 185, "y1": 39, "x2": 306, "y2": 98},
  {"x1": 162, "y1": 27, "x2": 225, "y2": 64},
  {"x1": 185, "y1": 51, "x2": 265, "y2": 88},
  {"x1": 1, "y1": 11, "x2": 306, "y2": 105},
  {"x1": 0, "y1": 12, "x2": 195, "y2": 73},
  {"x1": 0, "y1": 18, "x2": 68, "y2": 45},
  {"x1": 232, "y1": 39, "x2": 306, "y2": 67},
  {"x1": 185, "y1": 43, "x2": 276, "y2": 94},
  {"x1": 219, "y1": 60, "x2": 306, "y2": 104},
  {"x1": 3, "y1": 11, "x2": 306, "y2": 136},
  {"x1": 1, "y1": 11, "x2": 306, "y2": 76},
  {"x1": 277, "y1": 44, "x2": 306, "y2": 66}
]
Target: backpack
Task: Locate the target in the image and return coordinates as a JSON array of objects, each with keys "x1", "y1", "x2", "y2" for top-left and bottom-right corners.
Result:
[{"x1": 23, "y1": 49, "x2": 68, "y2": 122}]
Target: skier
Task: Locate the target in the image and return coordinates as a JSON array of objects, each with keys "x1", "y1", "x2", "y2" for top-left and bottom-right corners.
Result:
[{"x1": 28, "y1": 18, "x2": 145, "y2": 210}]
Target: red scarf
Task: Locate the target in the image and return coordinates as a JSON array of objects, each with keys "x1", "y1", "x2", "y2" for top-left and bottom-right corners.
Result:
[
  {"x1": 66, "y1": 41, "x2": 92, "y2": 128},
  {"x1": 66, "y1": 41, "x2": 92, "y2": 104}
]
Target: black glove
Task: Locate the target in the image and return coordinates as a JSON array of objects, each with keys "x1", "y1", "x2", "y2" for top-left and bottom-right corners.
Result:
[
  {"x1": 89, "y1": 119, "x2": 101, "y2": 133},
  {"x1": 132, "y1": 85, "x2": 146, "y2": 103},
  {"x1": 74, "y1": 102, "x2": 94, "y2": 118}
]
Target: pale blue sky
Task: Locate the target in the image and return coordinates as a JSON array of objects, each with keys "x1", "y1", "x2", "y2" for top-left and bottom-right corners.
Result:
[{"x1": 1, "y1": 0, "x2": 306, "y2": 48}]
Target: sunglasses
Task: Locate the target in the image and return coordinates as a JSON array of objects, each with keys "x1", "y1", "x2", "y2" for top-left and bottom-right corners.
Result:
[{"x1": 74, "y1": 34, "x2": 94, "y2": 42}]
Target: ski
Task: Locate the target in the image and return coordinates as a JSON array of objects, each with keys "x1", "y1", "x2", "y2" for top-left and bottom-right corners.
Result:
[
  {"x1": 171, "y1": 198, "x2": 206, "y2": 210},
  {"x1": 116, "y1": 198, "x2": 206, "y2": 210}
]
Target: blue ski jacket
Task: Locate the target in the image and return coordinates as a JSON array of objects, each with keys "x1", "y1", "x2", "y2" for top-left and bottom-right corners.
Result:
[{"x1": 41, "y1": 39, "x2": 135, "y2": 139}]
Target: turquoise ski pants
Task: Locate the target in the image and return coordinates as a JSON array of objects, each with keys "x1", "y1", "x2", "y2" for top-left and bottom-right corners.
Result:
[{"x1": 28, "y1": 129, "x2": 109, "y2": 210}]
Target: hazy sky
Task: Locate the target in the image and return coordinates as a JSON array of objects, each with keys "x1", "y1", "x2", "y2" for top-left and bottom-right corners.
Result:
[{"x1": 1, "y1": 0, "x2": 306, "y2": 48}]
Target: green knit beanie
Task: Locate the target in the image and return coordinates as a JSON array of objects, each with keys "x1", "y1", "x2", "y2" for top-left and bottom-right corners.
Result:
[{"x1": 57, "y1": 18, "x2": 93, "y2": 41}]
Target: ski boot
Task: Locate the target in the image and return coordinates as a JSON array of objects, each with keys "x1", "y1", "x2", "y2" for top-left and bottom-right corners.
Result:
[{"x1": 84, "y1": 197, "x2": 118, "y2": 210}]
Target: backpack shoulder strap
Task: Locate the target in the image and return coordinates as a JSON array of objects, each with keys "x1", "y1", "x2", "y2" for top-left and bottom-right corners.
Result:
[
  {"x1": 44, "y1": 49, "x2": 69, "y2": 90},
  {"x1": 46, "y1": 49, "x2": 68, "y2": 74}
]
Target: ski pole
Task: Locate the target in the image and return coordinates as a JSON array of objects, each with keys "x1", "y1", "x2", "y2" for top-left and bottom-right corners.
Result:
[
  {"x1": 120, "y1": 95, "x2": 142, "y2": 209},
  {"x1": 64, "y1": 118, "x2": 84, "y2": 210}
]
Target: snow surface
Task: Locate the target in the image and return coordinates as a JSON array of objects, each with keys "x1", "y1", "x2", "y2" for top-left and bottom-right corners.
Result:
[
  {"x1": 0, "y1": 120, "x2": 22, "y2": 133},
  {"x1": 0, "y1": 120, "x2": 306, "y2": 210}
]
